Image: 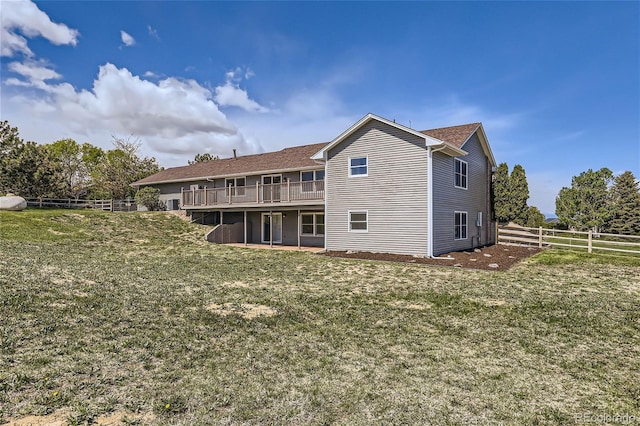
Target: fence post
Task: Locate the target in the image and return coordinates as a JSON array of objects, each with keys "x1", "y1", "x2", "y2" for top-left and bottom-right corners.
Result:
[
  {"x1": 588, "y1": 230, "x2": 592, "y2": 253},
  {"x1": 539, "y1": 227, "x2": 543, "y2": 248}
]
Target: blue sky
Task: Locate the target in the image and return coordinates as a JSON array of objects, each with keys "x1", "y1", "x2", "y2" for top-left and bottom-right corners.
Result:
[{"x1": 1, "y1": 0, "x2": 638, "y2": 216}]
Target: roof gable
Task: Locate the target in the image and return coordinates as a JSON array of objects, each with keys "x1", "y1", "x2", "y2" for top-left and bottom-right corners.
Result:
[
  {"x1": 420, "y1": 123, "x2": 481, "y2": 149},
  {"x1": 421, "y1": 122, "x2": 496, "y2": 166},
  {"x1": 312, "y1": 113, "x2": 471, "y2": 160}
]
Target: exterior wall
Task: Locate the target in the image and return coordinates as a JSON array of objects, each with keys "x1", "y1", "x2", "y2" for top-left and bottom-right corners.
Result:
[
  {"x1": 432, "y1": 133, "x2": 492, "y2": 256},
  {"x1": 232, "y1": 210, "x2": 324, "y2": 247},
  {"x1": 325, "y1": 121, "x2": 429, "y2": 256},
  {"x1": 149, "y1": 180, "x2": 207, "y2": 208}
]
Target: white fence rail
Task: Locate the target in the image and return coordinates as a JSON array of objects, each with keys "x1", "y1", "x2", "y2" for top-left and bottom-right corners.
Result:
[
  {"x1": 498, "y1": 225, "x2": 640, "y2": 255},
  {"x1": 25, "y1": 198, "x2": 137, "y2": 212}
]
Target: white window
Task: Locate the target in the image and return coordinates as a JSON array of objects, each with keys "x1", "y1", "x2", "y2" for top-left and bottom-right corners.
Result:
[
  {"x1": 301, "y1": 213, "x2": 324, "y2": 235},
  {"x1": 455, "y1": 211, "x2": 468, "y2": 240},
  {"x1": 454, "y1": 158, "x2": 468, "y2": 189},
  {"x1": 349, "y1": 211, "x2": 368, "y2": 232},
  {"x1": 301, "y1": 170, "x2": 325, "y2": 192},
  {"x1": 225, "y1": 177, "x2": 246, "y2": 196},
  {"x1": 349, "y1": 157, "x2": 368, "y2": 177}
]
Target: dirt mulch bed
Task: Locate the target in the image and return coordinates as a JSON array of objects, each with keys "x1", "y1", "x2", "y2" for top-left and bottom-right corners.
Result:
[{"x1": 323, "y1": 244, "x2": 543, "y2": 271}]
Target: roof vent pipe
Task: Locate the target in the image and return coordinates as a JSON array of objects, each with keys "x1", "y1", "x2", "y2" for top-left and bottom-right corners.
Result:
[{"x1": 233, "y1": 148, "x2": 237, "y2": 159}]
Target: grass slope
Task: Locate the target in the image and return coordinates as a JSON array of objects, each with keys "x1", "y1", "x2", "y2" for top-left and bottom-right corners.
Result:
[{"x1": 1, "y1": 210, "x2": 639, "y2": 425}]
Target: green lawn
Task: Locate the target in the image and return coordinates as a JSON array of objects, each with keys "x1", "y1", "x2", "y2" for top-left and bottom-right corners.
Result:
[{"x1": 1, "y1": 210, "x2": 639, "y2": 425}]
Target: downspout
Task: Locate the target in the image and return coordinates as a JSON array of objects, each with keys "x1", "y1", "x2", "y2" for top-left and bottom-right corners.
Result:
[{"x1": 427, "y1": 144, "x2": 448, "y2": 258}]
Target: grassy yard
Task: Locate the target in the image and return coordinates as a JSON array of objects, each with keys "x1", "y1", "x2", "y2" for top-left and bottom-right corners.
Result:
[{"x1": 1, "y1": 210, "x2": 639, "y2": 425}]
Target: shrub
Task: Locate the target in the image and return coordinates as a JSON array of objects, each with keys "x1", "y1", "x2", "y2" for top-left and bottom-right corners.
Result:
[{"x1": 134, "y1": 187, "x2": 165, "y2": 211}]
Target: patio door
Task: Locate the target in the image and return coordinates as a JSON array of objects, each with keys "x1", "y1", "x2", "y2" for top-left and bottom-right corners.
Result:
[
  {"x1": 261, "y1": 213, "x2": 283, "y2": 244},
  {"x1": 262, "y1": 175, "x2": 282, "y2": 202}
]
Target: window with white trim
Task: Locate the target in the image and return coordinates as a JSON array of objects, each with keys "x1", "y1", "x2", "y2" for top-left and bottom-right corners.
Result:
[
  {"x1": 454, "y1": 158, "x2": 468, "y2": 189},
  {"x1": 301, "y1": 170, "x2": 325, "y2": 192},
  {"x1": 454, "y1": 211, "x2": 468, "y2": 240},
  {"x1": 225, "y1": 177, "x2": 246, "y2": 196},
  {"x1": 349, "y1": 157, "x2": 368, "y2": 177},
  {"x1": 301, "y1": 213, "x2": 324, "y2": 235},
  {"x1": 349, "y1": 211, "x2": 368, "y2": 232}
]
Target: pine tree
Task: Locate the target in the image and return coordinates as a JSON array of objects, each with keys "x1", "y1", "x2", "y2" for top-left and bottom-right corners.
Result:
[
  {"x1": 510, "y1": 165, "x2": 530, "y2": 225},
  {"x1": 493, "y1": 163, "x2": 511, "y2": 223},
  {"x1": 607, "y1": 171, "x2": 640, "y2": 235}
]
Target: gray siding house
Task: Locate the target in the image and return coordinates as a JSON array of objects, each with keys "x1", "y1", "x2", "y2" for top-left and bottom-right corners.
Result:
[{"x1": 132, "y1": 113, "x2": 496, "y2": 256}]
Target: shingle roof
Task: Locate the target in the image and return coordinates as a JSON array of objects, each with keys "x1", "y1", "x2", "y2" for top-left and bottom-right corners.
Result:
[
  {"x1": 420, "y1": 123, "x2": 481, "y2": 149},
  {"x1": 133, "y1": 121, "x2": 484, "y2": 186},
  {"x1": 132, "y1": 142, "x2": 328, "y2": 186}
]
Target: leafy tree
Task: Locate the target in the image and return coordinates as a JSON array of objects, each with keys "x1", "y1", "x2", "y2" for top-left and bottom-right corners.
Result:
[
  {"x1": 555, "y1": 168, "x2": 613, "y2": 232},
  {"x1": 47, "y1": 139, "x2": 88, "y2": 198},
  {"x1": 0, "y1": 121, "x2": 62, "y2": 197},
  {"x1": 188, "y1": 153, "x2": 219, "y2": 164},
  {"x1": 510, "y1": 165, "x2": 530, "y2": 225},
  {"x1": 493, "y1": 163, "x2": 511, "y2": 223},
  {"x1": 0, "y1": 121, "x2": 24, "y2": 194},
  {"x1": 523, "y1": 206, "x2": 545, "y2": 228},
  {"x1": 92, "y1": 136, "x2": 162, "y2": 199},
  {"x1": 135, "y1": 186, "x2": 165, "y2": 211},
  {"x1": 606, "y1": 171, "x2": 640, "y2": 235}
]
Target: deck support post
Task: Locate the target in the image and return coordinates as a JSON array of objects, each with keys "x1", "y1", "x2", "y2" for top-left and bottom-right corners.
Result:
[
  {"x1": 244, "y1": 210, "x2": 248, "y2": 246},
  {"x1": 269, "y1": 211, "x2": 273, "y2": 248},
  {"x1": 297, "y1": 209, "x2": 301, "y2": 250},
  {"x1": 220, "y1": 210, "x2": 224, "y2": 244}
]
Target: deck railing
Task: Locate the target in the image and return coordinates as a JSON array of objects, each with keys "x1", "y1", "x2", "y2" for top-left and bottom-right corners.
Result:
[{"x1": 181, "y1": 180, "x2": 324, "y2": 207}]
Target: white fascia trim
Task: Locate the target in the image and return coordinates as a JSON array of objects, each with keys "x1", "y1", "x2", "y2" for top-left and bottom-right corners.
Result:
[
  {"x1": 459, "y1": 123, "x2": 496, "y2": 167},
  {"x1": 427, "y1": 146, "x2": 433, "y2": 258},
  {"x1": 324, "y1": 160, "x2": 328, "y2": 250}
]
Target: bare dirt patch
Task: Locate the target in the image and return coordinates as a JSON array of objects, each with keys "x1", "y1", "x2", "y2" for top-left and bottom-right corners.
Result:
[
  {"x1": 323, "y1": 244, "x2": 542, "y2": 271},
  {"x1": 388, "y1": 300, "x2": 433, "y2": 310},
  {"x1": 4, "y1": 410, "x2": 149, "y2": 426},
  {"x1": 206, "y1": 303, "x2": 277, "y2": 319}
]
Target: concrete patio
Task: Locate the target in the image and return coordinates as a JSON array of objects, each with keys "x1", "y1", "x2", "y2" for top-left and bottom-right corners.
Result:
[{"x1": 225, "y1": 243, "x2": 324, "y2": 253}]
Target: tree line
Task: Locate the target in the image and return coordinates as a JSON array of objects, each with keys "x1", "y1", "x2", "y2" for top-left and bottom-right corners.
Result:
[
  {"x1": 492, "y1": 163, "x2": 545, "y2": 227},
  {"x1": 555, "y1": 168, "x2": 640, "y2": 235},
  {"x1": 492, "y1": 160, "x2": 640, "y2": 236},
  {"x1": 0, "y1": 121, "x2": 162, "y2": 200}
]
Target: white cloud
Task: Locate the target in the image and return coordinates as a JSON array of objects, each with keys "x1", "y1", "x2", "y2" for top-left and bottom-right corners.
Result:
[
  {"x1": 120, "y1": 30, "x2": 135, "y2": 47},
  {"x1": 0, "y1": 0, "x2": 79, "y2": 57},
  {"x1": 8, "y1": 60, "x2": 62, "y2": 82},
  {"x1": 214, "y1": 82, "x2": 270, "y2": 113},
  {"x1": 147, "y1": 25, "x2": 159, "y2": 40},
  {"x1": 214, "y1": 67, "x2": 269, "y2": 113},
  {"x1": 3, "y1": 63, "x2": 262, "y2": 165}
]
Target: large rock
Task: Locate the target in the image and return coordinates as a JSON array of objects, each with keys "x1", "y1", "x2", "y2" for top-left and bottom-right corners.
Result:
[{"x1": 0, "y1": 194, "x2": 27, "y2": 211}]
